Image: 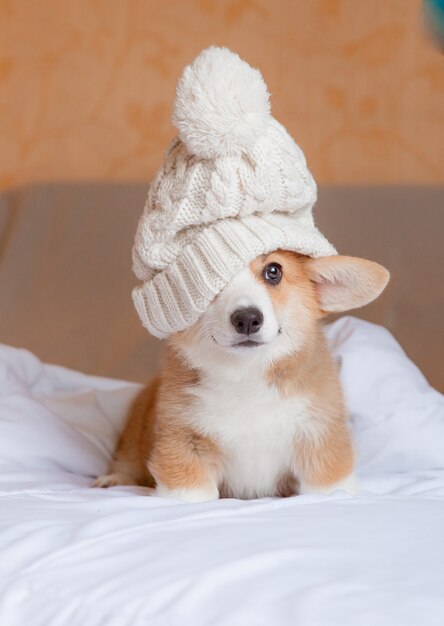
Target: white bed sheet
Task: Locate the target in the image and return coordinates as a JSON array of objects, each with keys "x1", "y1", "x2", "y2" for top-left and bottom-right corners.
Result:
[{"x1": 0, "y1": 316, "x2": 443, "y2": 626}]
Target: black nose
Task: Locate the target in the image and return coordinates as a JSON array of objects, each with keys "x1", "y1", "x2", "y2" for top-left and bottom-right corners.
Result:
[{"x1": 230, "y1": 307, "x2": 264, "y2": 335}]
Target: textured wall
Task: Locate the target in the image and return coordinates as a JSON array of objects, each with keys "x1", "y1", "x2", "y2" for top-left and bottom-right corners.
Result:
[{"x1": 0, "y1": 0, "x2": 443, "y2": 189}]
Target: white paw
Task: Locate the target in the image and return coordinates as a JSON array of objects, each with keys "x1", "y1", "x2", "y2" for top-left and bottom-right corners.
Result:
[
  {"x1": 93, "y1": 473, "x2": 135, "y2": 488},
  {"x1": 300, "y1": 473, "x2": 357, "y2": 496},
  {"x1": 155, "y1": 482, "x2": 219, "y2": 503}
]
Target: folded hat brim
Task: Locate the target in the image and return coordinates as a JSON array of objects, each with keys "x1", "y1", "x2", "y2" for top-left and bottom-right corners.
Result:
[{"x1": 132, "y1": 212, "x2": 337, "y2": 339}]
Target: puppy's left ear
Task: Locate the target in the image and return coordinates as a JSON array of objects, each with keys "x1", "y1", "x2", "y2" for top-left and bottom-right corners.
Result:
[{"x1": 304, "y1": 255, "x2": 390, "y2": 314}]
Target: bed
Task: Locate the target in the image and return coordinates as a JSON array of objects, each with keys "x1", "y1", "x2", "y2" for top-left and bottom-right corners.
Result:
[
  {"x1": 0, "y1": 184, "x2": 443, "y2": 624},
  {"x1": 1, "y1": 316, "x2": 444, "y2": 625}
]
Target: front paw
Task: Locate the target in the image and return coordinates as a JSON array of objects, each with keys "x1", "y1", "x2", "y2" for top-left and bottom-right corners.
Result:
[
  {"x1": 300, "y1": 473, "x2": 357, "y2": 496},
  {"x1": 93, "y1": 473, "x2": 135, "y2": 488},
  {"x1": 155, "y1": 482, "x2": 219, "y2": 503}
]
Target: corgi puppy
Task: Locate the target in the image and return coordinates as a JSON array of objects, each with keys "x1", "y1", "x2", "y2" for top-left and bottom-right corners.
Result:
[{"x1": 95, "y1": 251, "x2": 389, "y2": 502}]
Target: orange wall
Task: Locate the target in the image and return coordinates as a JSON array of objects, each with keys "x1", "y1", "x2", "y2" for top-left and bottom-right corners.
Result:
[{"x1": 0, "y1": 0, "x2": 443, "y2": 189}]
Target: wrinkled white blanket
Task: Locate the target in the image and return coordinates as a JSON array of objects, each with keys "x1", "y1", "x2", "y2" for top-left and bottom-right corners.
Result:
[{"x1": 0, "y1": 316, "x2": 443, "y2": 626}]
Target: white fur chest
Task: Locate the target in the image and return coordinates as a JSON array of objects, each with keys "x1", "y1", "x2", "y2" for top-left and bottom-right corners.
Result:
[{"x1": 186, "y1": 374, "x2": 312, "y2": 498}]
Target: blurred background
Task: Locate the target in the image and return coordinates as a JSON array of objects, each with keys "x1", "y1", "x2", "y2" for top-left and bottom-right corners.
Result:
[
  {"x1": 0, "y1": 0, "x2": 443, "y2": 388},
  {"x1": 1, "y1": 0, "x2": 443, "y2": 186}
]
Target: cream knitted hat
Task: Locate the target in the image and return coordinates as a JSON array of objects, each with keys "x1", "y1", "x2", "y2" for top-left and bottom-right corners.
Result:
[{"x1": 132, "y1": 46, "x2": 336, "y2": 338}]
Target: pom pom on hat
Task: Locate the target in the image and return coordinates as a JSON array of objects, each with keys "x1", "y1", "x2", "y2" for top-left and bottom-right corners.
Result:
[{"x1": 173, "y1": 46, "x2": 271, "y2": 159}]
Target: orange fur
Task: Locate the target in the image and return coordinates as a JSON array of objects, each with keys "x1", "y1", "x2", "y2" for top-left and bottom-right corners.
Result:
[
  {"x1": 149, "y1": 346, "x2": 223, "y2": 489},
  {"x1": 249, "y1": 250, "x2": 319, "y2": 315},
  {"x1": 296, "y1": 421, "x2": 354, "y2": 487},
  {"x1": 266, "y1": 329, "x2": 354, "y2": 488},
  {"x1": 260, "y1": 251, "x2": 354, "y2": 488},
  {"x1": 105, "y1": 379, "x2": 159, "y2": 488},
  {"x1": 108, "y1": 345, "x2": 222, "y2": 492}
]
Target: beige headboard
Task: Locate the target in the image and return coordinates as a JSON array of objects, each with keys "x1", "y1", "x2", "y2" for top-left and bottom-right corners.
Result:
[{"x1": 0, "y1": 183, "x2": 442, "y2": 391}]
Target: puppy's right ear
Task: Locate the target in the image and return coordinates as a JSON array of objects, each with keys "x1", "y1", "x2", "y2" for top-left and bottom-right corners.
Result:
[{"x1": 304, "y1": 255, "x2": 390, "y2": 315}]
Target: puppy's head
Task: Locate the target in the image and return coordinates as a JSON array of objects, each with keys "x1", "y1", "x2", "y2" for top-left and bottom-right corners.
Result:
[{"x1": 171, "y1": 251, "x2": 389, "y2": 371}]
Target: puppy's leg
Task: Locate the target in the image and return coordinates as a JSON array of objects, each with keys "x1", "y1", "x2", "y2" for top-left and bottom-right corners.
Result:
[
  {"x1": 155, "y1": 482, "x2": 220, "y2": 503},
  {"x1": 299, "y1": 472, "x2": 357, "y2": 496},
  {"x1": 93, "y1": 472, "x2": 137, "y2": 488},
  {"x1": 149, "y1": 427, "x2": 222, "y2": 503},
  {"x1": 93, "y1": 380, "x2": 158, "y2": 489},
  {"x1": 296, "y1": 425, "x2": 356, "y2": 496}
]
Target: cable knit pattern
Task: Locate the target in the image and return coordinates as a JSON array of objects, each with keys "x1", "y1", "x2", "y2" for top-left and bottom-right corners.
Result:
[{"x1": 132, "y1": 47, "x2": 336, "y2": 338}]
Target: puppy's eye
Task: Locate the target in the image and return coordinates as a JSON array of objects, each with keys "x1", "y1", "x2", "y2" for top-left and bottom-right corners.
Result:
[{"x1": 263, "y1": 262, "x2": 282, "y2": 285}]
